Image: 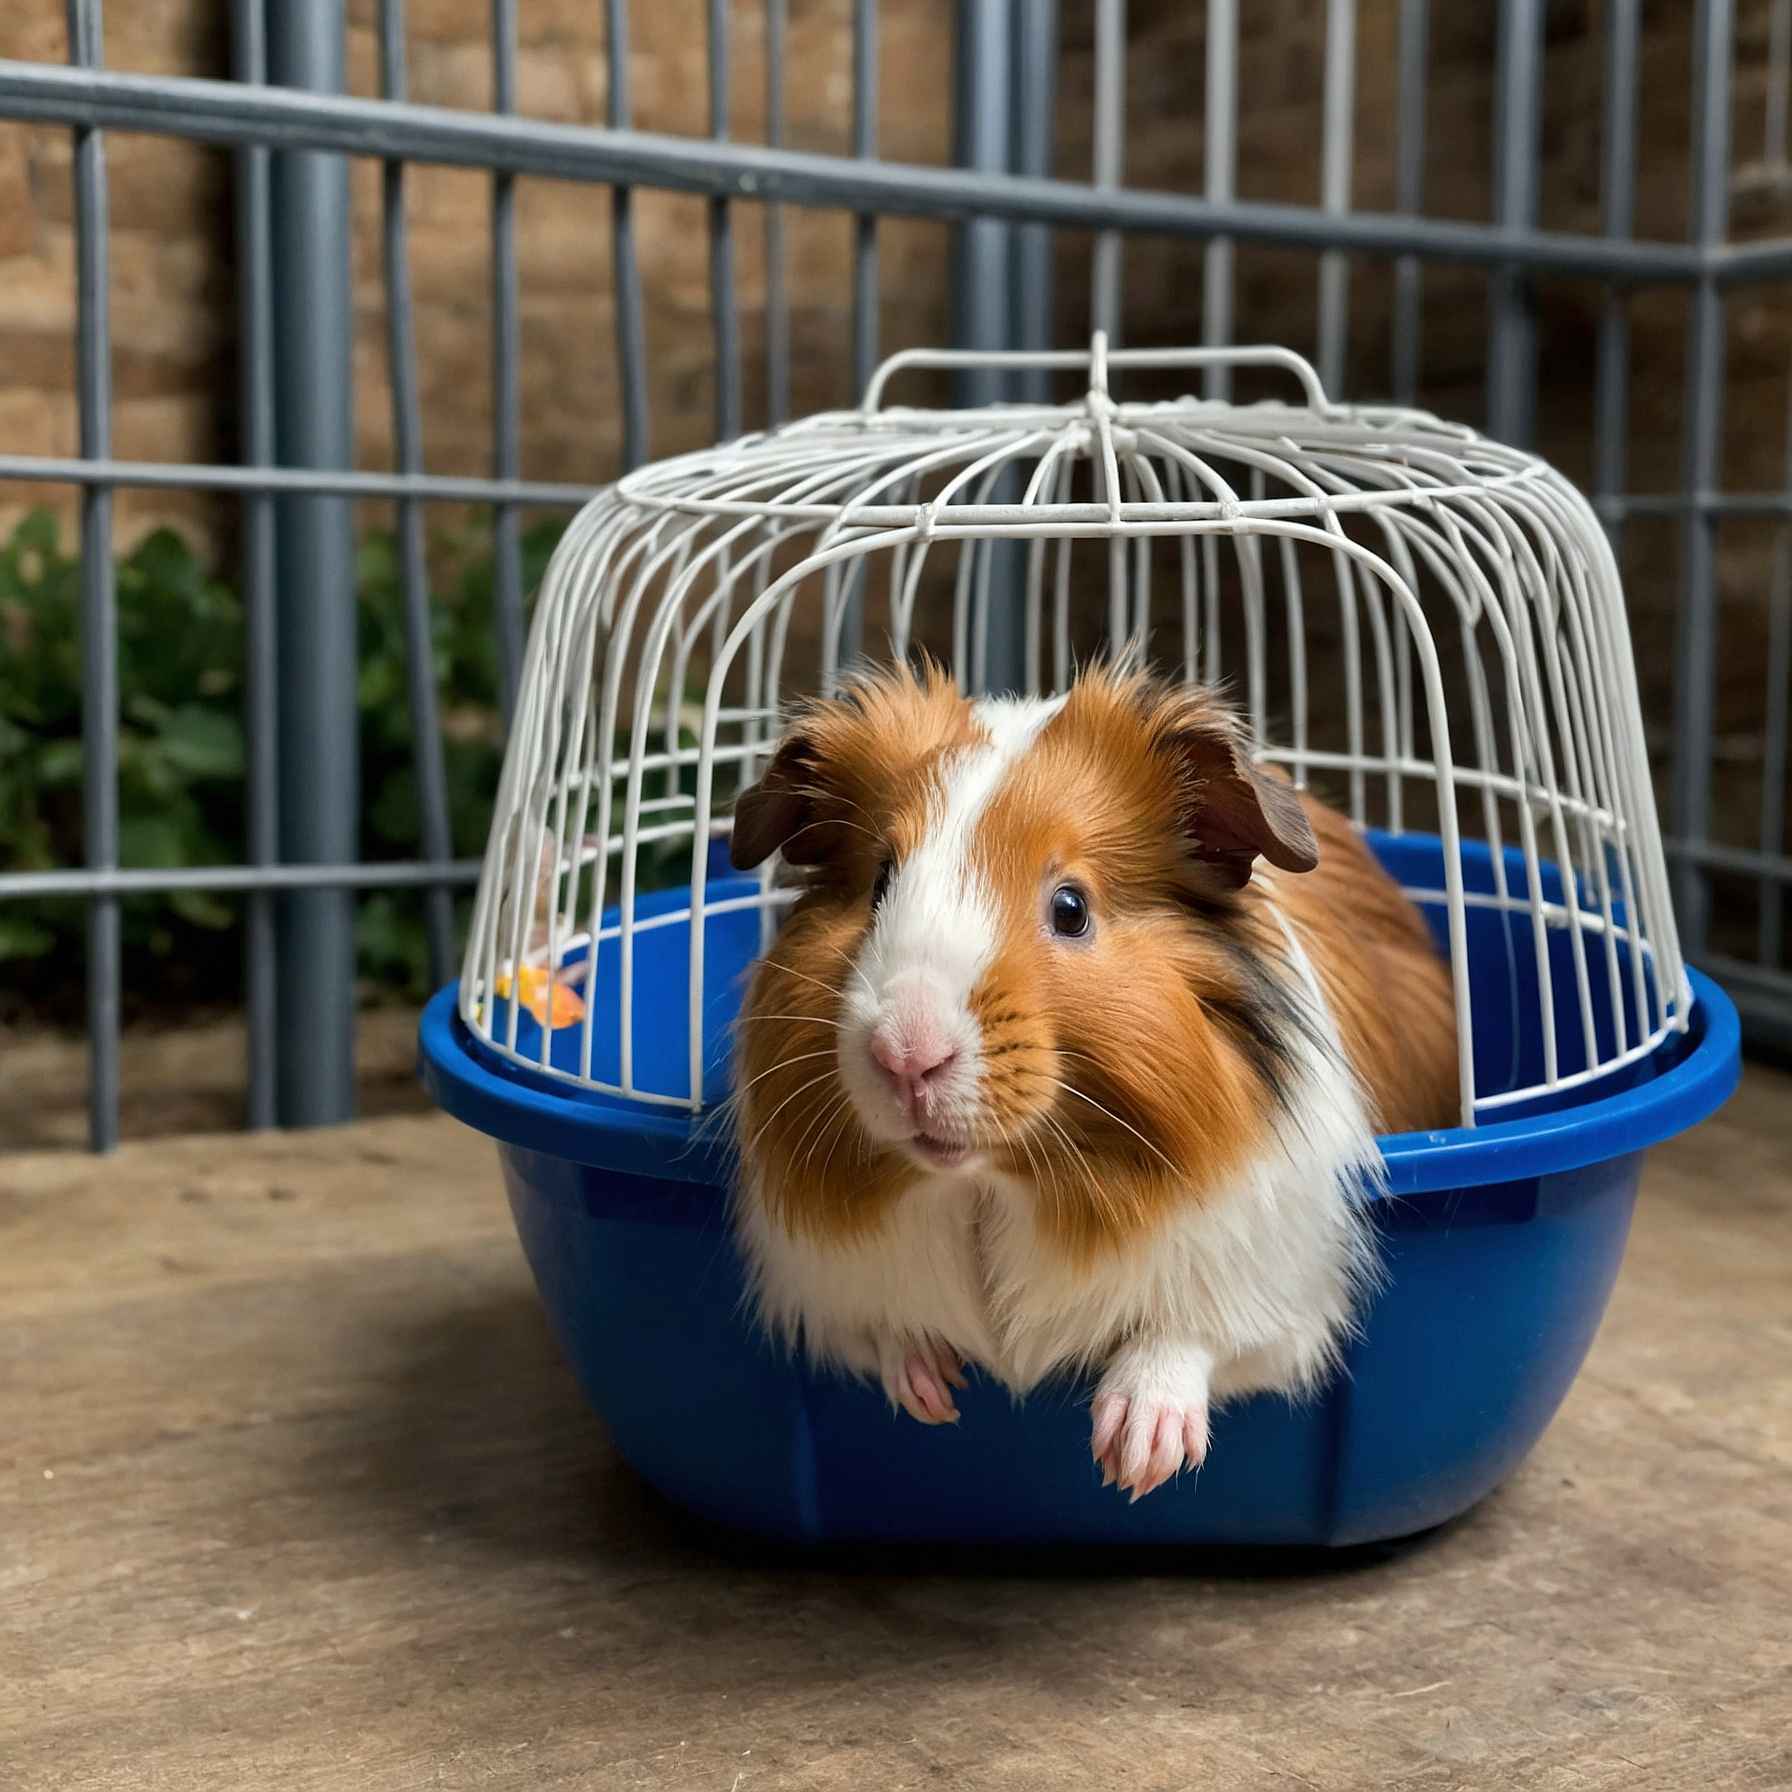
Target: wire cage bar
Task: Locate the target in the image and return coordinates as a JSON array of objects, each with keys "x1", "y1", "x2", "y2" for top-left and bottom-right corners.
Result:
[{"x1": 460, "y1": 336, "x2": 1691, "y2": 1134}]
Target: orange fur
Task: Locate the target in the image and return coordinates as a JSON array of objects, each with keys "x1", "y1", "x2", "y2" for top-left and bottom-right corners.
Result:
[
  {"x1": 734, "y1": 665, "x2": 979, "y2": 1241},
  {"x1": 964, "y1": 674, "x2": 1283, "y2": 1259},
  {"x1": 1277, "y1": 800, "x2": 1461, "y2": 1135},
  {"x1": 733, "y1": 906, "x2": 915, "y2": 1242},
  {"x1": 735, "y1": 659, "x2": 977, "y2": 888}
]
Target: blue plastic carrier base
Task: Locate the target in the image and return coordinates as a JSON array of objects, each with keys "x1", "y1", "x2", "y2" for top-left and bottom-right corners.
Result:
[{"x1": 419, "y1": 835, "x2": 1740, "y2": 1548}]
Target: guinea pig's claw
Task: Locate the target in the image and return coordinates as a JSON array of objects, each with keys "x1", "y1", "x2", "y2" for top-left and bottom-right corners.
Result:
[
  {"x1": 879, "y1": 1338, "x2": 965, "y2": 1427},
  {"x1": 904, "y1": 1357, "x2": 957, "y2": 1425},
  {"x1": 1090, "y1": 1388, "x2": 1210, "y2": 1501},
  {"x1": 1090, "y1": 1393, "x2": 1126, "y2": 1462}
]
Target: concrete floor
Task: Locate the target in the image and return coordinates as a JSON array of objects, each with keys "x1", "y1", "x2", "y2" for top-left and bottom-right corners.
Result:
[
  {"x1": 2, "y1": 1068, "x2": 1788, "y2": 1790},
  {"x1": 0, "y1": 1006, "x2": 428, "y2": 1151}
]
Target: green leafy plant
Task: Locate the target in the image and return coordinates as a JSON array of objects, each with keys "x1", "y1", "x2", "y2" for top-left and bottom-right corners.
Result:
[
  {"x1": 350, "y1": 518, "x2": 566, "y2": 996},
  {"x1": 0, "y1": 506, "x2": 567, "y2": 1010}
]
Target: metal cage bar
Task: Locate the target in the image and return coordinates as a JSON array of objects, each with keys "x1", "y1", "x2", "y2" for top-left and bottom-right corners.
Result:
[
  {"x1": 1764, "y1": 377, "x2": 1792, "y2": 968},
  {"x1": 1771, "y1": 0, "x2": 1792, "y2": 173},
  {"x1": 605, "y1": 0, "x2": 649, "y2": 470},
  {"x1": 1090, "y1": 0, "x2": 1125, "y2": 343},
  {"x1": 1390, "y1": 0, "x2": 1428, "y2": 406},
  {"x1": 850, "y1": 0, "x2": 879, "y2": 395},
  {"x1": 707, "y1": 0, "x2": 742, "y2": 444},
  {"x1": 0, "y1": 60, "x2": 1733, "y2": 279},
  {"x1": 763, "y1": 0, "x2": 790, "y2": 428},
  {"x1": 1201, "y1": 0, "x2": 1238, "y2": 402},
  {"x1": 1592, "y1": 0, "x2": 1641, "y2": 552},
  {"x1": 1488, "y1": 0, "x2": 1543, "y2": 445},
  {"x1": 66, "y1": 0, "x2": 119, "y2": 1152},
  {"x1": 378, "y1": 0, "x2": 456, "y2": 988},
  {"x1": 1010, "y1": 0, "x2": 1058, "y2": 401},
  {"x1": 2, "y1": 4, "x2": 1791, "y2": 1150},
  {"x1": 489, "y1": 0, "x2": 526, "y2": 724},
  {"x1": 232, "y1": 0, "x2": 278, "y2": 1131},
  {"x1": 1316, "y1": 0, "x2": 1356, "y2": 397},
  {"x1": 1670, "y1": 0, "x2": 1736, "y2": 963},
  {"x1": 266, "y1": 0, "x2": 358, "y2": 1128}
]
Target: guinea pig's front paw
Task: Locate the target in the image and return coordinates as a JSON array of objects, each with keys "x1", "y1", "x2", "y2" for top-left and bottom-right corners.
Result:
[
  {"x1": 876, "y1": 1332, "x2": 968, "y2": 1427},
  {"x1": 1090, "y1": 1340, "x2": 1215, "y2": 1501}
]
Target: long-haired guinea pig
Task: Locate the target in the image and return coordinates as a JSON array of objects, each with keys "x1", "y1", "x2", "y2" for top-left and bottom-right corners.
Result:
[{"x1": 727, "y1": 662, "x2": 1457, "y2": 1500}]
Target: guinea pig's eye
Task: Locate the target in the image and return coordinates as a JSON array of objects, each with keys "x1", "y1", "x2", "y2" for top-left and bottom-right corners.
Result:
[
  {"x1": 1049, "y1": 883, "x2": 1091, "y2": 940},
  {"x1": 870, "y1": 856, "x2": 895, "y2": 909}
]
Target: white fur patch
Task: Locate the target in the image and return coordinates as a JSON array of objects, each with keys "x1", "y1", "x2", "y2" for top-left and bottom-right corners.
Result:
[
  {"x1": 862, "y1": 692, "x2": 1065, "y2": 1007},
  {"x1": 833, "y1": 694, "x2": 1066, "y2": 1149}
]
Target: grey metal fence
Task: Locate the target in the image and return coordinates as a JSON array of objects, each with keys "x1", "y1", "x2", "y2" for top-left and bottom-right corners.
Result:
[{"x1": 0, "y1": 0, "x2": 1788, "y2": 1152}]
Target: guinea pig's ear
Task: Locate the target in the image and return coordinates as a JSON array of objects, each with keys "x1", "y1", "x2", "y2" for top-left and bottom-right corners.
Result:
[
  {"x1": 729, "y1": 727, "x2": 832, "y2": 870},
  {"x1": 1154, "y1": 694, "x2": 1319, "y2": 890}
]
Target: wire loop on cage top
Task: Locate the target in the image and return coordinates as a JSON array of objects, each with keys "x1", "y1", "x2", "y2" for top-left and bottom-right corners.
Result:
[{"x1": 461, "y1": 333, "x2": 1691, "y2": 1134}]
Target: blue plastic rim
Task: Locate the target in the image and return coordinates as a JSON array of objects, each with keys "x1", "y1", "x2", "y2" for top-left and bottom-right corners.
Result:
[{"x1": 420, "y1": 835, "x2": 1741, "y2": 1547}]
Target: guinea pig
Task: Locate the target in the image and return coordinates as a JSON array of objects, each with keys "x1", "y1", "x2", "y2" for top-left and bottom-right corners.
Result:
[{"x1": 727, "y1": 662, "x2": 1458, "y2": 1500}]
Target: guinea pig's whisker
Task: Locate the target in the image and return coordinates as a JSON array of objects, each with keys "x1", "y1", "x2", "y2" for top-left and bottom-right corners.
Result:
[
  {"x1": 1044, "y1": 1088, "x2": 1144, "y2": 1193},
  {"x1": 783, "y1": 1080, "x2": 838, "y2": 1159},
  {"x1": 734, "y1": 1012, "x2": 847, "y2": 1031},
  {"x1": 812, "y1": 1094, "x2": 862, "y2": 1180},
  {"x1": 988, "y1": 1109, "x2": 1018, "y2": 1168},
  {"x1": 771, "y1": 961, "x2": 858, "y2": 1011},
  {"x1": 732, "y1": 1048, "x2": 837, "y2": 1103},
  {"x1": 699, "y1": 1091, "x2": 741, "y2": 1131},
  {"x1": 790, "y1": 814, "x2": 881, "y2": 849},
  {"x1": 815, "y1": 938, "x2": 879, "y2": 1006},
  {"x1": 745, "y1": 1069, "x2": 844, "y2": 1160},
  {"x1": 820, "y1": 1096, "x2": 867, "y2": 1182},
  {"x1": 792, "y1": 783, "x2": 878, "y2": 828},
  {"x1": 1050, "y1": 1067, "x2": 1175, "y2": 1206},
  {"x1": 1006, "y1": 1115, "x2": 1064, "y2": 1221},
  {"x1": 996, "y1": 1111, "x2": 1050, "y2": 1218},
  {"x1": 1035, "y1": 1105, "x2": 1098, "y2": 1206},
  {"x1": 1013, "y1": 1101, "x2": 1069, "y2": 1203},
  {"x1": 793, "y1": 1086, "x2": 854, "y2": 1169},
  {"x1": 1052, "y1": 1079, "x2": 1181, "y2": 1177},
  {"x1": 1028, "y1": 1140, "x2": 1065, "y2": 1225},
  {"x1": 1039, "y1": 1101, "x2": 1113, "y2": 1213}
]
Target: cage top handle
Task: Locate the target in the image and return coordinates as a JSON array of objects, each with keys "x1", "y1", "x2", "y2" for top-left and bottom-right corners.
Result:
[{"x1": 859, "y1": 332, "x2": 1335, "y2": 418}]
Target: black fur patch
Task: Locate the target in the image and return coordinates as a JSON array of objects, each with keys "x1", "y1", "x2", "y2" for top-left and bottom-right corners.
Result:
[
  {"x1": 1165, "y1": 881, "x2": 1305, "y2": 1107},
  {"x1": 1168, "y1": 878, "x2": 1244, "y2": 931},
  {"x1": 1204, "y1": 932, "x2": 1331, "y2": 1115},
  {"x1": 1205, "y1": 989, "x2": 1295, "y2": 1108}
]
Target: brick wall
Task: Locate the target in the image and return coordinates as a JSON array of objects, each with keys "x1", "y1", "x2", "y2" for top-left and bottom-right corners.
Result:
[
  {"x1": 0, "y1": 0, "x2": 959, "y2": 546},
  {"x1": 0, "y1": 4, "x2": 236, "y2": 542},
  {"x1": 2, "y1": 3, "x2": 1782, "y2": 535}
]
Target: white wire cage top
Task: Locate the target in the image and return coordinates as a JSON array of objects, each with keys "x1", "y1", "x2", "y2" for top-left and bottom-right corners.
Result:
[{"x1": 459, "y1": 334, "x2": 1691, "y2": 1129}]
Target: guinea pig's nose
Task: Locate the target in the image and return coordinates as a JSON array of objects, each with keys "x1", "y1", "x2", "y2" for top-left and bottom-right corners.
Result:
[{"x1": 868, "y1": 1024, "x2": 959, "y2": 1111}]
